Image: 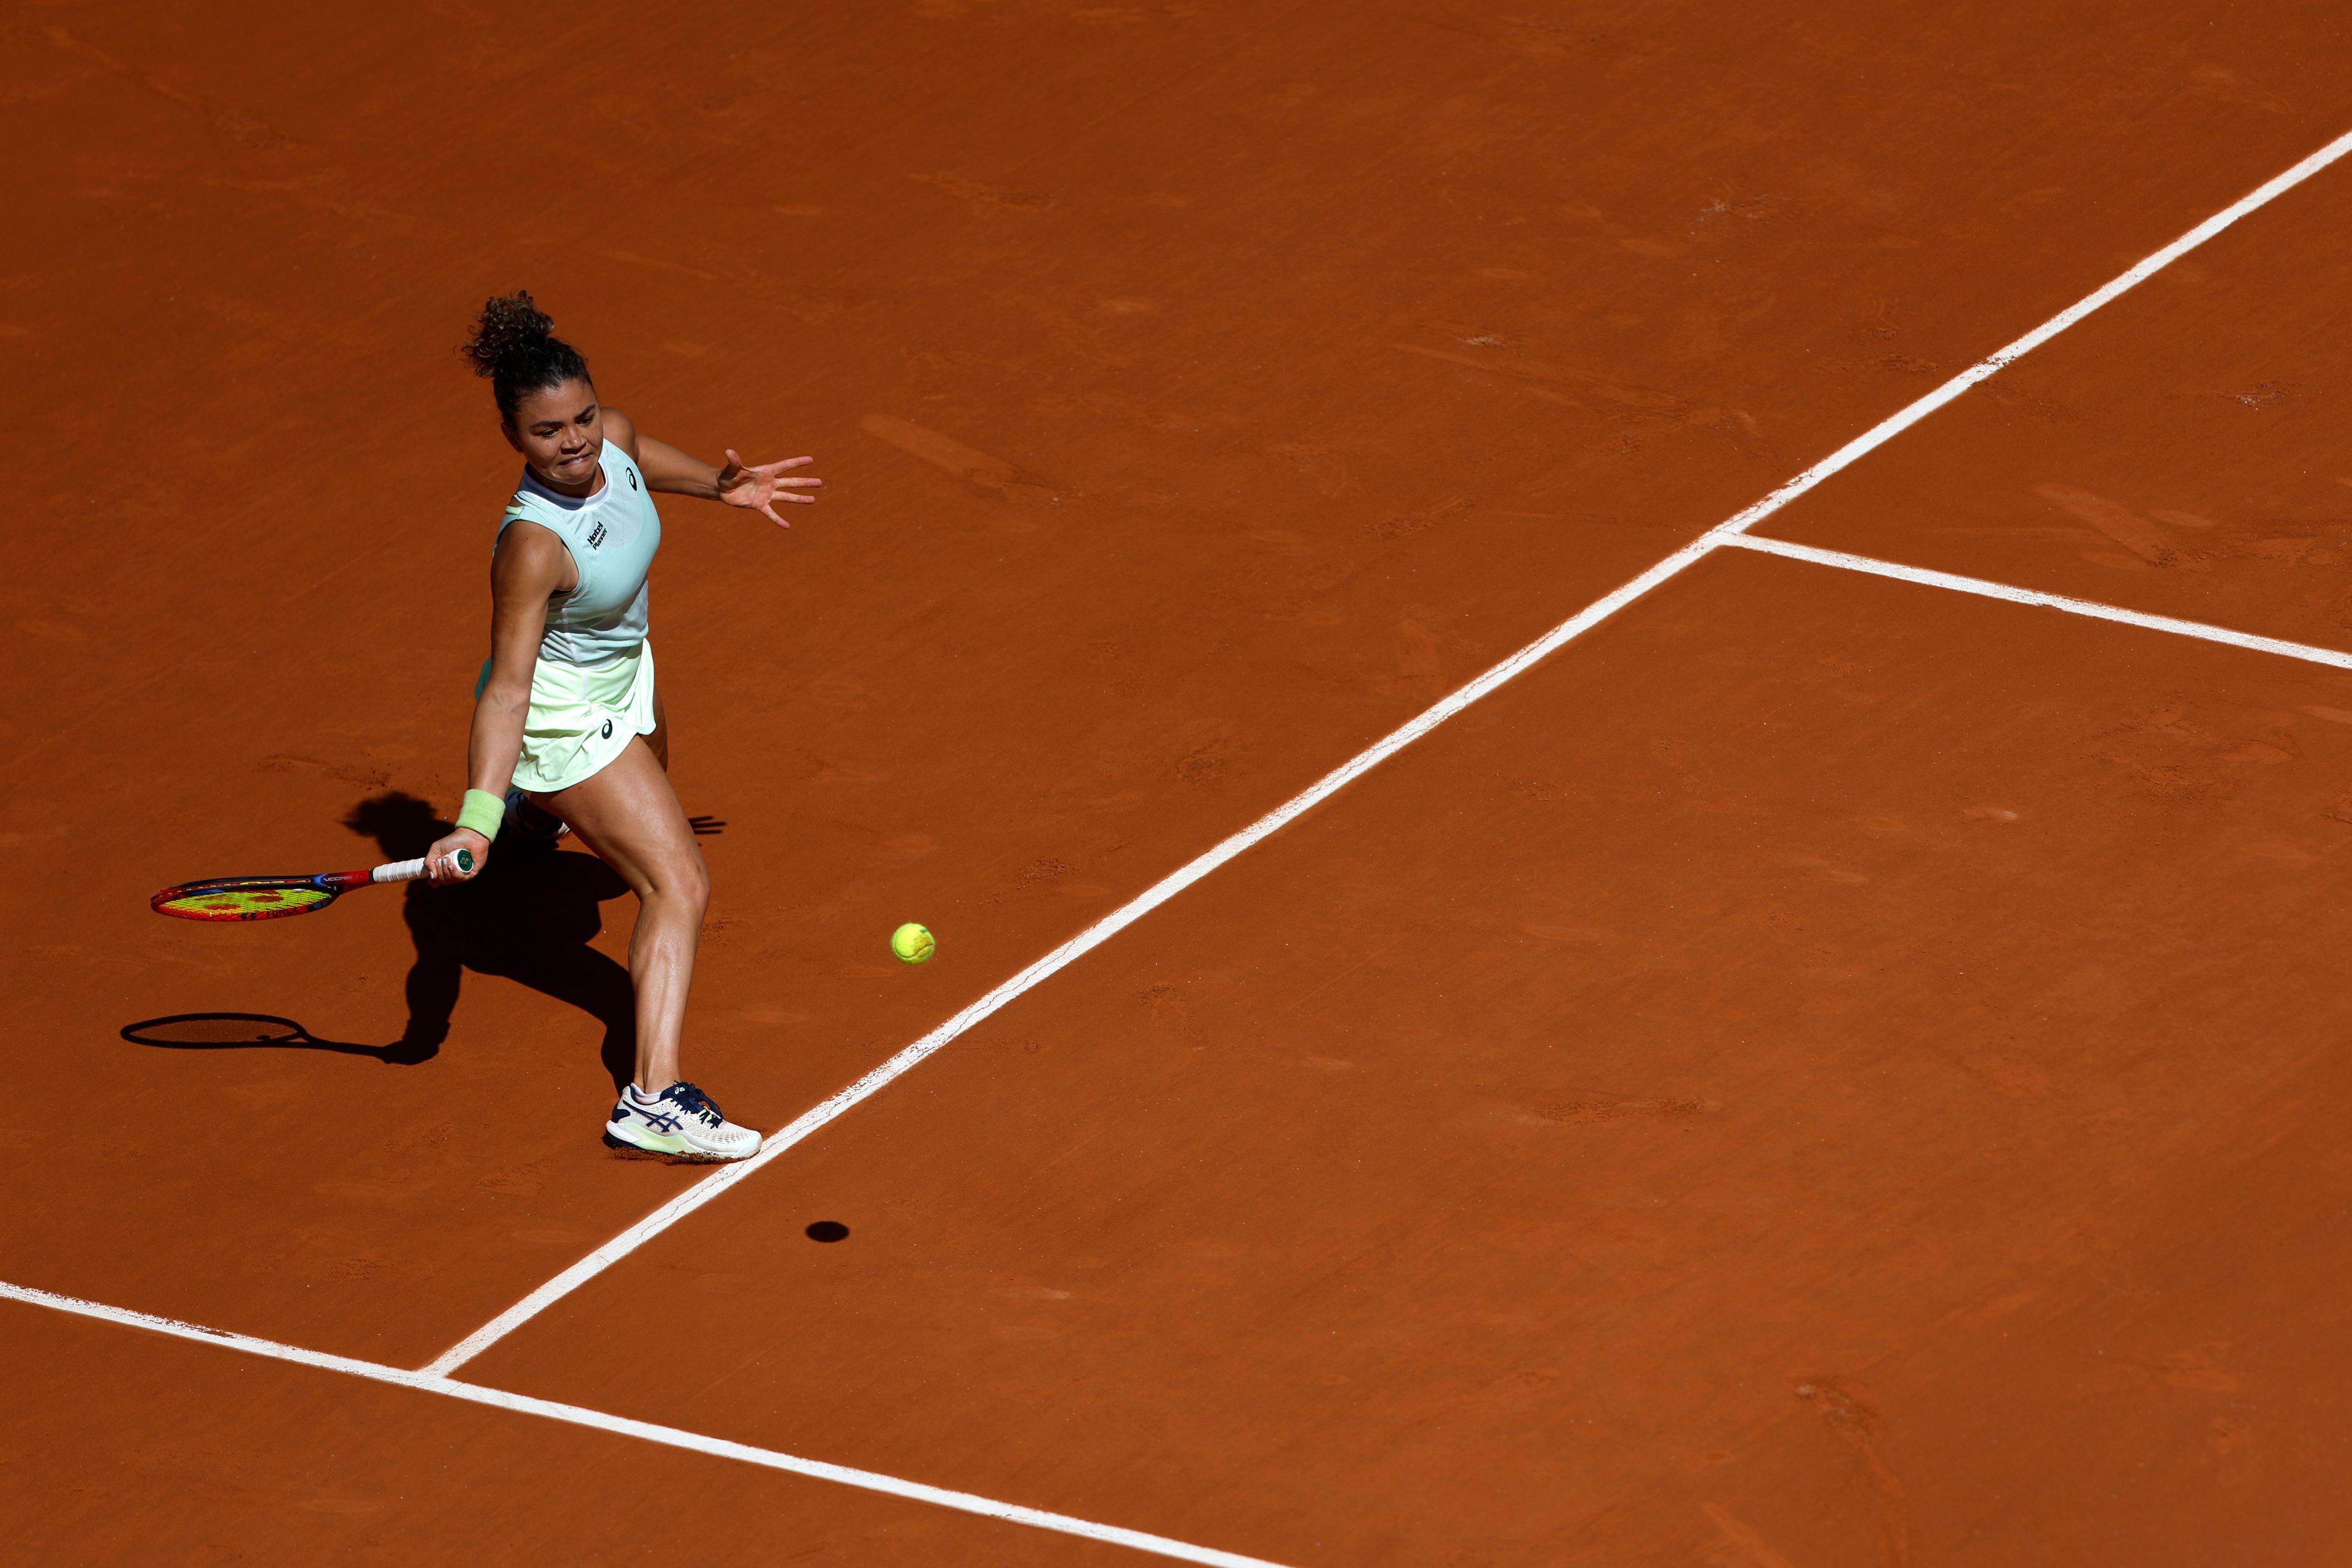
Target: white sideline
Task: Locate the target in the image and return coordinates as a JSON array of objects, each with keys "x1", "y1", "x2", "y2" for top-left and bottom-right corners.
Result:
[
  {"x1": 422, "y1": 121, "x2": 2352, "y2": 1379},
  {"x1": 0, "y1": 1280, "x2": 1293, "y2": 1568},
  {"x1": 1722, "y1": 535, "x2": 2352, "y2": 669}
]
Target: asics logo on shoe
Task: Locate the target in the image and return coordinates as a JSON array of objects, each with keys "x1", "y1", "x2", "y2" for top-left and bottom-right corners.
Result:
[{"x1": 614, "y1": 1099, "x2": 683, "y2": 1134}]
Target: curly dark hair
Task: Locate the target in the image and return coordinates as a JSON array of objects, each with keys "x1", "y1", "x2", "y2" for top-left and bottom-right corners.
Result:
[{"x1": 462, "y1": 290, "x2": 591, "y2": 420}]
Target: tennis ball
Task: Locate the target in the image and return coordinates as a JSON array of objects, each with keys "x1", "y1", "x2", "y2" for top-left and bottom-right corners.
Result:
[{"x1": 891, "y1": 922, "x2": 935, "y2": 965}]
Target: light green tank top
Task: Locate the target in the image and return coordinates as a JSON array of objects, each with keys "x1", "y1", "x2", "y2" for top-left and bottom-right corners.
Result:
[{"x1": 497, "y1": 440, "x2": 661, "y2": 667}]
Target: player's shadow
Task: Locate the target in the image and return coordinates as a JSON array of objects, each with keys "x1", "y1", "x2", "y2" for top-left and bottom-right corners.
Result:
[{"x1": 343, "y1": 791, "x2": 639, "y2": 1088}]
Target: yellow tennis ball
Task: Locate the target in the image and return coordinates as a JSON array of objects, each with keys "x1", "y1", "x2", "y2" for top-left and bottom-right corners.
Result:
[{"x1": 891, "y1": 922, "x2": 935, "y2": 965}]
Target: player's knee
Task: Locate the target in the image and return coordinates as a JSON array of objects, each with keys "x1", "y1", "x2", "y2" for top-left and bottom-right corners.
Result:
[
  {"x1": 664, "y1": 853, "x2": 710, "y2": 917},
  {"x1": 638, "y1": 846, "x2": 707, "y2": 913}
]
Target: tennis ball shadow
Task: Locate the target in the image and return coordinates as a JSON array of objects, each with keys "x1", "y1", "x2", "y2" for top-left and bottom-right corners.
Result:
[{"x1": 344, "y1": 791, "x2": 638, "y2": 1087}]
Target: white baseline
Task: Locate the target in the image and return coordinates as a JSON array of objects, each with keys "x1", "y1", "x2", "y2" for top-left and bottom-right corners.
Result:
[
  {"x1": 0, "y1": 1280, "x2": 1292, "y2": 1568},
  {"x1": 417, "y1": 122, "x2": 2352, "y2": 1376}
]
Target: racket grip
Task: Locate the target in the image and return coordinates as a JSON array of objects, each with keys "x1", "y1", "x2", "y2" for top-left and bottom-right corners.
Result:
[{"x1": 374, "y1": 849, "x2": 475, "y2": 884}]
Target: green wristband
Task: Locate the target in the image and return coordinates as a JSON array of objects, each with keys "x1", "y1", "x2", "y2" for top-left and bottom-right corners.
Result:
[{"x1": 456, "y1": 788, "x2": 506, "y2": 842}]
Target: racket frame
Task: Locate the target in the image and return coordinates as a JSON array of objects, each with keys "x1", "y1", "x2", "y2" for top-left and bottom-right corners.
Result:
[{"x1": 150, "y1": 851, "x2": 470, "y2": 922}]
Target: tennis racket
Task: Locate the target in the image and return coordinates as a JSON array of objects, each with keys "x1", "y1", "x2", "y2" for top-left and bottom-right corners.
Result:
[{"x1": 151, "y1": 851, "x2": 473, "y2": 922}]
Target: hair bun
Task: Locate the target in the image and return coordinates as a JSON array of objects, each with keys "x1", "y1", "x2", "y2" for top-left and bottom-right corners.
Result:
[
  {"x1": 461, "y1": 290, "x2": 592, "y2": 418},
  {"x1": 464, "y1": 291, "x2": 556, "y2": 379}
]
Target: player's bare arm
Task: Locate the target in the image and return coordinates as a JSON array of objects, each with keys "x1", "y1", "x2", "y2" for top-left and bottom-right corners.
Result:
[
  {"x1": 605, "y1": 405, "x2": 821, "y2": 526},
  {"x1": 422, "y1": 523, "x2": 571, "y2": 884}
]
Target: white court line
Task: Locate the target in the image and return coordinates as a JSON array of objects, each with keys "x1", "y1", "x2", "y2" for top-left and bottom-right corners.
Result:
[
  {"x1": 1721, "y1": 535, "x2": 2352, "y2": 669},
  {"x1": 423, "y1": 120, "x2": 2352, "y2": 1379},
  {"x1": 0, "y1": 1279, "x2": 1293, "y2": 1568}
]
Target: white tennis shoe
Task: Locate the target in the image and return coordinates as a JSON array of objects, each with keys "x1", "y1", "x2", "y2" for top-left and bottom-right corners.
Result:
[{"x1": 605, "y1": 1081, "x2": 762, "y2": 1162}]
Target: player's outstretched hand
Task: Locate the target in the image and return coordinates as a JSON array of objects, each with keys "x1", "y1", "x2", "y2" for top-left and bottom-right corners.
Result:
[
  {"x1": 424, "y1": 829, "x2": 488, "y2": 884},
  {"x1": 716, "y1": 450, "x2": 821, "y2": 526}
]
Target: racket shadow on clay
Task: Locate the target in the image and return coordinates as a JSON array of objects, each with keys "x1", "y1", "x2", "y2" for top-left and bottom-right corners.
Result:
[
  {"x1": 344, "y1": 791, "x2": 639, "y2": 1086},
  {"x1": 120, "y1": 1012, "x2": 407, "y2": 1061}
]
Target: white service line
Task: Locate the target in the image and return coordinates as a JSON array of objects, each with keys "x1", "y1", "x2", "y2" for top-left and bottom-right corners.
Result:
[
  {"x1": 1722, "y1": 534, "x2": 2352, "y2": 669},
  {"x1": 424, "y1": 121, "x2": 2352, "y2": 1378},
  {"x1": 0, "y1": 1280, "x2": 1294, "y2": 1568}
]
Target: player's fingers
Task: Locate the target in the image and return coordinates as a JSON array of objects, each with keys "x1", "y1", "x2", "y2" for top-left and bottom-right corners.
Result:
[{"x1": 781, "y1": 476, "x2": 823, "y2": 487}]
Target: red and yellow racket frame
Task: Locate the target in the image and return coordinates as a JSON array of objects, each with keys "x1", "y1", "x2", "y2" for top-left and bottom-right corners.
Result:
[{"x1": 151, "y1": 851, "x2": 471, "y2": 922}]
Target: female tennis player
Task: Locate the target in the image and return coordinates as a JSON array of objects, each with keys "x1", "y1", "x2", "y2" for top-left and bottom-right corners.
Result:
[{"x1": 423, "y1": 292, "x2": 819, "y2": 1161}]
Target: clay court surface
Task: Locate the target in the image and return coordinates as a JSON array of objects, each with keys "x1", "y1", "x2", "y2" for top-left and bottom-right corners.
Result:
[{"x1": 10, "y1": 1, "x2": 2352, "y2": 1561}]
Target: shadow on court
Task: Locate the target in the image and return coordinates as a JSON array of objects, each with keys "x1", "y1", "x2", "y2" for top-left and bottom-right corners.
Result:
[
  {"x1": 349, "y1": 791, "x2": 638, "y2": 1087},
  {"x1": 119, "y1": 1011, "x2": 411, "y2": 1061},
  {"x1": 122, "y1": 792, "x2": 640, "y2": 1088}
]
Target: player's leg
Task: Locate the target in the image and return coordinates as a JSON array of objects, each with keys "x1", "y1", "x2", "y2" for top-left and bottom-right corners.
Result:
[
  {"x1": 544, "y1": 737, "x2": 701, "y2": 1088},
  {"x1": 539, "y1": 735, "x2": 757, "y2": 1159}
]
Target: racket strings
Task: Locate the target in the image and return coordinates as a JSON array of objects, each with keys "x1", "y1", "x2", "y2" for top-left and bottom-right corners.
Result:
[{"x1": 156, "y1": 884, "x2": 336, "y2": 919}]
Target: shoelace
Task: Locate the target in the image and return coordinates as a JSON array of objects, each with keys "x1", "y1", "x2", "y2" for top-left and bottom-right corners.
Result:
[{"x1": 662, "y1": 1082, "x2": 725, "y2": 1126}]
